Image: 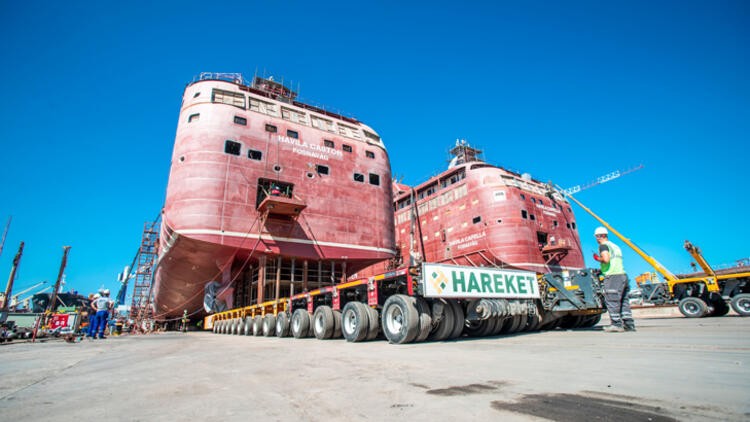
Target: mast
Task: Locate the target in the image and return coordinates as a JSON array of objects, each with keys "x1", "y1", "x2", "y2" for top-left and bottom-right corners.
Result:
[
  {"x1": 46, "y1": 246, "x2": 71, "y2": 314},
  {"x1": 0, "y1": 217, "x2": 11, "y2": 259},
  {"x1": 0, "y1": 241, "x2": 24, "y2": 322}
]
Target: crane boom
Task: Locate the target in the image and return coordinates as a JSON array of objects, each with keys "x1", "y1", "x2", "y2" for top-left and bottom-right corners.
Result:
[{"x1": 562, "y1": 165, "x2": 643, "y2": 196}]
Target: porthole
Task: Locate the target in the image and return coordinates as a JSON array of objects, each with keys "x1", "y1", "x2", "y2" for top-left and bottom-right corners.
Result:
[
  {"x1": 273, "y1": 164, "x2": 282, "y2": 173},
  {"x1": 306, "y1": 172, "x2": 315, "y2": 179},
  {"x1": 179, "y1": 156, "x2": 185, "y2": 162}
]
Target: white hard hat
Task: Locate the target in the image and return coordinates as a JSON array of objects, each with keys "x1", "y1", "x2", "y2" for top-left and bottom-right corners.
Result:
[
  {"x1": 93, "y1": 293, "x2": 101, "y2": 299},
  {"x1": 594, "y1": 227, "x2": 608, "y2": 236},
  {"x1": 103, "y1": 289, "x2": 110, "y2": 295}
]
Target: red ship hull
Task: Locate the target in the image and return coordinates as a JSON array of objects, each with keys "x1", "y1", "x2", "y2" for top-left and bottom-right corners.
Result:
[{"x1": 155, "y1": 74, "x2": 396, "y2": 319}]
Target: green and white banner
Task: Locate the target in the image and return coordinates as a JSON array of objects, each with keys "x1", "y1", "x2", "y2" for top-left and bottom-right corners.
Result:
[{"x1": 422, "y1": 263, "x2": 540, "y2": 299}]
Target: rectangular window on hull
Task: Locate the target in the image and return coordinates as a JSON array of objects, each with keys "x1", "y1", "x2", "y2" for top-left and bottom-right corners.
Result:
[
  {"x1": 234, "y1": 116, "x2": 247, "y2": 125},
  {"x1": 369, "y1": 173, "x2": 380, "y2": 186},
  {"x1": 343, "y1": 144, "x2": 352, "y2": 153},
  {"x1": 287, "y1": 130, "x2": 299, "y2": 139},
  {"x1": 521, "y1": 210, "x2": 528, "y2": 219},
  {"x1": 248, "y1": 149, "x2": 262, "y2": 160},
  {"x1": 324, "y1": 139, "x2": 334, "y2": 148},
  {"x1": 266, "y1": 124, "x2": 277, "y2": 133},
  {"x1": 316, "y1": 165, "x2": 329, "y2": 175},
  {"x1": 188, "y1": 113, "x2": 200, "y2": 123},
  {"x1": 211, "y1": 88, "x2": 246, "y2": 109},
  {"x1": 224, "y1": 140, "x2": 241, "y2": 156},
  {"x1": 366, "y1": 151, "x2": 375, "y2": 159},
  {"x1": 256, "y1": 178, "x2": 294, "y2": 208},
  {"x1": 472, "y1": 216, "x2": 481, "y2": 224},
  {"x1": 353, "y1": 173, "x2": 364, "y2": 183}
]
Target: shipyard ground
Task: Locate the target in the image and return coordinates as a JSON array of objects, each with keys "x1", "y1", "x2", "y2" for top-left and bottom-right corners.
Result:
[{"x1": 1, "y1": 314, "x2": 748, "y2": 421}]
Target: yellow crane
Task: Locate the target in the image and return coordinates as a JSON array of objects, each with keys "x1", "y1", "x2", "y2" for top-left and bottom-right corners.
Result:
[{"x1": 552, "y1": 183, "x2": 750, "y2": 318}]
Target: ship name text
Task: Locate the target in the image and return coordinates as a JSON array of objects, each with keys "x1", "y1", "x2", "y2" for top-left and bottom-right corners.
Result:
[{"x1": 276, "y1": 135, "x2": 343, "y2": 161}]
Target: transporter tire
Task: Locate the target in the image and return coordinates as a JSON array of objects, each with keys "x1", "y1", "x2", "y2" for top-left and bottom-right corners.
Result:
[
  {"x1": 507, "y1": 315, "x2": 525, "y2": 333},
  {"x1": 365, "y1": 306, "x2": 379, "y2": 340},
  {"x1": 579, "y1": 313, "x2": 602, "y2": 328},
  {"x1": 263, "y1": 315, "x2": 276, "y2": 336},
  {"x1": 291, "y1": 309, "x2": 311, "y2": 339},
  {"x1": 235, "y1": 318, "x2": 244, "y2": 335},
  {"x1": 212, "y1": 321, "x2": 218, "y2": 334},
  {"x1": 679, "y1": 297, "x2": 708, "y2": 318},
  {"x1": 381, "y1": 294, "x2": 420, "y2": 344},
  {"x1": 463, "y1": 319, "x2": 484, "y2": 337},
  {"x1": 559, "y1": 315, "x2": 583, "y2": 329},
  {"x1": 244, "y1": 316, "x2": 253, "y2": 335},
  {"x1": 313, "y1": 306, "x2": 335, "y2": 340},
  {"x1": 276, "y1": 312, "x2": 290, "y2": 337},
  {"x1": 220, "y1": 320, "x2": 228, "y2": 334},
  {"x1": 708, "y1": 293, "x2": 730, "y2": 317},
  {"x1": 414, "y1": 297, "x2": 433, "y2": 343},
  {"x1": 427, "y1": 299, "x2": 455, "y2": 341},
  {"x1": 448, "y1": 300, "x2": 465, "y2": 339},
  {"x1": 730, "y1": 294, "x2": 750, "y2": 316},
  {"x1": 341, "y1": 302, "x2": 369, "y2": 342},
  {"x1": 332, "y1": 310, "x2": 343, "y2": 339},
  {"x1": 253, "y1": 315, "x2": 263, "y2": 336}
]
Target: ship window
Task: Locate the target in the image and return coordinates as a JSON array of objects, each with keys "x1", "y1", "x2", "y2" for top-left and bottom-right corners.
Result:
[
  {"x1": 193, "y1": 92, "x2": 200, "y2": 98},
  {"x1": 369, "y1": 173, "x2": 380, "y2": 186},
  {"x1": 224, "y1": 140, "x2": 241, "y2": 156},
  {"x1": 472, "y1": 216, "x2": 481, "y2": 224},
  {"x1": 287, "y1": 130, "x2": 299, "y2": 139},
  {"x1": 324, "y1": 140, "x2": 334, "y2": 148},
  {"x1": 256, "y1": 178, "x2": 294, "y2": 208},
  {"x1": 567, "y1": 207, "x2": 572, "y2": 213},
  {"x1": 366, "y1": 151, "x2": 375, "y2": 159},
  {"x1": 363, "y1": 130, "x2": 380, "y2": 142},
  {"x1": 566, "y1": 222, "x2": 571, "y2": 229},
  {"x1": 248, "y1": 149, "x2": 262, "y2": 161},
  {"x1": 538, "y1": 199, "x2": 544, "y2": 206},
  {"x1": 571, "y1": 222, "x2": 576, "y2": 229},
  {"x1": 353, "y1": 173, "x2": 364, "y2": 183},
  {"x1": 532, "y1": 198, "x2": 537, "y2": 204},
  {"x1": 265, "y1": 124, "x2": 277, "y2": 133},
  {"x1": 530, "y1": 214, "x2": 536, "y2": 221},
  {"x1": 553, "y1": 220, "x2": 559, "y2": 228},
  {"x1": 343, "y1": 144, "x2": 352, "y2": 153},
  {"x1": 188, "y1": 113, "x2": 200, "y2": 123},
  {"x1": 521, "y1": 210, "x2": 528, "y2": 219},
  {"x1": 211, "y1": 88, "x2": 245, "y2": 109},
  {"x1": 520, "y1": 194, "x2": 526, "y2": 200},
  {"x1": 316, "y1": 165, "x2": 329, "y2": 175},
  {"x1": 234, "y1": 116, "x2": 247, "y2": 125}
]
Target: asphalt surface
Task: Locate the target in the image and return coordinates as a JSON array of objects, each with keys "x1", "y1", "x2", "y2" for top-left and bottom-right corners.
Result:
[{"x1": 1, "y1": 315, "x2": 748, "y2": 421}]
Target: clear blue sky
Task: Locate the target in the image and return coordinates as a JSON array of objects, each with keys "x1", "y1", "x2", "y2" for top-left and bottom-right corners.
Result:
[{"x1": 1, "y1": 1, "x2": 747, "y2": 302}]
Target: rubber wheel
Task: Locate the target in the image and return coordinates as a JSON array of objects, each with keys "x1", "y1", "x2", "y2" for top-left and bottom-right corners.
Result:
[
  {"x1": 427, "y1": 299, "x2": 455, "y2": 341},
  {"x1": 221, "y1": 320, "x2": 228, "y2": 334},
  {"x1": 313, "y1": 306, "x2": 335, "y2": 340},
  {"x1": 730, "y1": 293, "x2": 750, "y2": 316},
  {"x1": 448, "y1": 300, "x2": 465, "y2": 339},
  {"x1": 580, "y1": 313, "x2": 602, "y2": 328},
  {"x1": 263, "y1": 314, "x2": 276, "y2": 336},
  {"x1": 253, "y1": 315, "x2": 263, "y2": 336},
  {"x1": 212, "y1": 321, "x2": 218, "y2": 334},
  {"x1": 291, "y1": 309, "x2": 311, "y2": 338},
  {"x1": 365, "y1": 306, "x2": 379, "y2": 340},
  {"x1": 414, "y1": 297, "x2": 433, "y2": 343},
  {"x1": 559, "y1": 315, "x2": 583, "y2": 329},
  {"x1": 708, "y1": 294, "x2": 730, "y2": 317},
  {"x1": 332, "y1": 310, "x2": 343, "y2": 339},
  {"x1": 507, "y1": 315, "x2": 525, "y2": 333},
  {"x1": 679, "y1": 297, "x2": 708, "y2": 318},
  {"x1": 381, "y1": 294, "x2": 420, "y2": 344},
  {"x1": 234, "y1": 318, "x2": 244, "y2": 335},
  {"x1": 244, "y1": 316, "x2": 253, "y2": 335},
  {"x1": 341, "y1": 302, "x2": 369, "y2": 342},
  {"x1": 463, "y1": 319, "x2": 484, "y2": 337},
  {"x1": 275, "y1": 313, "x2": 290, "y2": 337}
]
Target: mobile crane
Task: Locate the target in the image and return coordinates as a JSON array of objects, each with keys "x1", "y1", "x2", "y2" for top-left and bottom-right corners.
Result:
[{"x1": 560, "y1": 191, "x2": 750, "y2": 318}]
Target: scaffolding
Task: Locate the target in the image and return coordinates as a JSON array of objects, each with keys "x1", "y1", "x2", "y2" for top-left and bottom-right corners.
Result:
[{"x1": 130, "y1": 221, "x2": 159, "y2": 332}]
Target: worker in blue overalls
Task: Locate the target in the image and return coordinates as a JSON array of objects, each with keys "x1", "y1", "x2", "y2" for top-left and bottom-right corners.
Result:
[{"x1": 92, "y1": 289, "x2": 113, "y2": 339}]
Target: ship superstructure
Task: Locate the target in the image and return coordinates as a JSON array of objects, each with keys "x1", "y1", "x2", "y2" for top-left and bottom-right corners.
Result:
[
  {"x1": 155, "y1": 73, "x2": 396, "y2": 319},
  {"x1": 365, "y1": 140, "x2": 584, "y2": 276}
]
